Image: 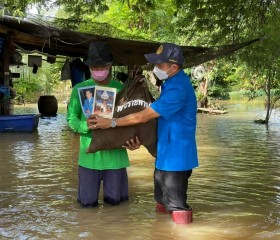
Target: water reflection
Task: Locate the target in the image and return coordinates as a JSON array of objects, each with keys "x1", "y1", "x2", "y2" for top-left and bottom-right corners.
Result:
[{"x1": 0, "y1": 102, "x2": 279, "y2": 240}]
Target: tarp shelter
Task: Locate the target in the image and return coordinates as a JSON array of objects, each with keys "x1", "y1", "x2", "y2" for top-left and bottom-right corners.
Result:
[
  {"x1": 0, "y1": 14, "x2": 259, "y2": 115},
  {"x1": 0, "y1": 15, "x2": 259, "y2": 67}
]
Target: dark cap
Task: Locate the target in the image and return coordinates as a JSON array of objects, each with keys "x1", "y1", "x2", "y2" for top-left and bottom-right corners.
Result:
[
  {"x1": 84, "y1": 42, "x2": 113, "y2": 66},
  {"x1": 145, "y1": 43, "x2": 184, "y2": 65}
]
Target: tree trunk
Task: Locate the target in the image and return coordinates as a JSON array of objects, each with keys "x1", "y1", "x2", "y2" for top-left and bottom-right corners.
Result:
[
  {"x1": 265, "y1": 70, "x2": 272, "y2": 124},
  {"x1": 198, "y1": 78, "x2": 209, "y2": 108}
]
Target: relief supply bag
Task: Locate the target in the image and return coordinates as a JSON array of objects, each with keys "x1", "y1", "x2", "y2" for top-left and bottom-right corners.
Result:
[{"x1": 87, "y1": 66, "x2": 157, "y2": 157}]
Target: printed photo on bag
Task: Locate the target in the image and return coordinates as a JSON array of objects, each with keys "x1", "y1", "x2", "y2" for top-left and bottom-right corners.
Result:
[
  {"x1": 78, "y1": 86, "x2": 95, "y2": 118},
  {"x1": 93, "y1": 86, "x2": 116, "y2": 119}
]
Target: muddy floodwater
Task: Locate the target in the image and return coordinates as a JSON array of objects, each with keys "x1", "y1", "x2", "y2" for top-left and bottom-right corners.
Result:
[{"x1": 0, "y1": 100, "x2": 279, "y2": 240}]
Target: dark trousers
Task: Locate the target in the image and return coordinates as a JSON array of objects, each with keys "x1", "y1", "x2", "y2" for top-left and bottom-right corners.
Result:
[
  {"x1": 77, "y1": 166, "x2": 129, "y2": 207},
  {"x1": 154, "y1": 168, "x2": 192, "y2": 212}
]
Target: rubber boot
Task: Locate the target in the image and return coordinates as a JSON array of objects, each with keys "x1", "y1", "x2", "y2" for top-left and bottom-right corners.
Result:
[
  {"x1": 156, "y1": 203, "x2": 168, "y2": 214},
  {"x1": 171, "y1": 209, "x2": 193, "y2": 224}
]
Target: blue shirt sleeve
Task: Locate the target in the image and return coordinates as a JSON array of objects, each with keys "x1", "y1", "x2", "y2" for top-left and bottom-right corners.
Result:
[{"x1": 151, "y1": 85, "x2": 186, "y2": 120}]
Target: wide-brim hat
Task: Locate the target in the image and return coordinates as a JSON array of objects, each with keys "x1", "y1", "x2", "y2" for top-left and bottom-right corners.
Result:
[
  {"x1": 145, "y1": 43, "x2": 184, "y2": 65},
  {"x1": 84, "y1": 42, "x2": 113, "y2": 66}
]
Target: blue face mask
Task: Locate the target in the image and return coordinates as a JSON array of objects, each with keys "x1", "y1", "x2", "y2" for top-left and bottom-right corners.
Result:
[{"x1": 153, "y1": 66, "x2": 172, "y2": 80}]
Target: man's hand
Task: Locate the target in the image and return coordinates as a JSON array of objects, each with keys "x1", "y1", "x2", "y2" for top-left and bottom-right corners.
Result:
[
  {"x1": 122, "y1": 136, "x2": 141, "y2": 151},
  {"x1": 87, "y1": 114, "x2": 111, "y2": 129}
]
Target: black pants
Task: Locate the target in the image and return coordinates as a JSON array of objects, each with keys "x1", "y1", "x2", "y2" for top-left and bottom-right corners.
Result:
[{"x1": 154, "y1": 168, "x2": 192, "y2": 212}]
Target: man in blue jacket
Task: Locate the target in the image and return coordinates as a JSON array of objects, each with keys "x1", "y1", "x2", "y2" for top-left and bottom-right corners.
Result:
[
  {"x1": 88, "y1": 43, "x2": 199, "y2": 224},
  {"x1": 83, "y1": 90, "x2": 94, "y2": 117}
]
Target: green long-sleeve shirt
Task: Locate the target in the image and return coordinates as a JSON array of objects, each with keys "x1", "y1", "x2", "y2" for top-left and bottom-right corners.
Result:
[{"x1": 67, "y1": 78, "x2": 130, "y2": 170}]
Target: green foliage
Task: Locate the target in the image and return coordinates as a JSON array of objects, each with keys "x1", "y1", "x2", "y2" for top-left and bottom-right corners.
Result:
[
  {"x1": 1, "y1": 0, "x2": 107, "y2": 17},
  {"x1": 207, "y1": 85, "x2": 230, "y2": 100},
  {"x1": 190, "y1": 60, "x2": 237, "y2": 100},
  {"x1": 1, "y1": 0, "x2": 49, "y2": 16},
  {"x1": 243, "y1": 89, "x2": 264, "y2": 101},
  {"x1": 83, "y1": 0, "x2": 177, "y2": 42},
  {"x1": 13, "y1": 79, "x2": 42, "y2": 103},
  {"x1": 171, "y1": 0, "x2": 278, "y2": 45},
  {"x1": 195, "y1": 91, "x2": 204, "y2": 101},
  {"x1": 11, "y1": 55, "x2": 63, "y2": 103}
]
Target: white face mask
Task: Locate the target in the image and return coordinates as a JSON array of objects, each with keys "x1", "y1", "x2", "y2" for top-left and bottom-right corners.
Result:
[{"x1": 153, "y1": 66, "x2": 172, "y2": 80}]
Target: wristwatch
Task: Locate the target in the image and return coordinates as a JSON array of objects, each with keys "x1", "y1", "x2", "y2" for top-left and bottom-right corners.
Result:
[{"x1": 110, "y1": 118, "x2": 117, "y2": 128}]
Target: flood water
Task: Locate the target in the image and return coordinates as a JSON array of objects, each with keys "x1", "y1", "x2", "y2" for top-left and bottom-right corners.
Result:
[{"x1": 0, "y1": 100, "x2": 279, "y2": 240}]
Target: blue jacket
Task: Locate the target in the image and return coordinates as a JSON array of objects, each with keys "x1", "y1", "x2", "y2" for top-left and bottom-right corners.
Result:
[
  {"x1": 83, "y1": 97, "x2": 94, "y2": 117},
  {"x1": 151, "y1": 70, "x2": 199, "y2": 171}
]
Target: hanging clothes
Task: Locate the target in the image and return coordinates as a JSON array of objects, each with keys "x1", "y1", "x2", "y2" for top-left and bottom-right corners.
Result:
[
  {"x1": 70, "y1": 58, "x2": 88, "y2": 87},
  {"x1": 61, "y1": 59, "x2": 71, "y2": 81}
]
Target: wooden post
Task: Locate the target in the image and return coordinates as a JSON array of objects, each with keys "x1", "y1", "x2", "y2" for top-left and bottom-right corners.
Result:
[
  {"x1": 0, "y1": 33, "x2": 6, "y2": 115},
  {"x1": 1, "y1": 32, "x2": 12, "y2": 115}
]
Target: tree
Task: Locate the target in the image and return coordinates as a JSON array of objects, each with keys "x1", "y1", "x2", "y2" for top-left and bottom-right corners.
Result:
[
  {"x1": 239, "y1": 8, "x2": 280, "y2": 123},
  {"x1": 1, "y1": 0, "x2": 107, "y2": 17},
  {"x1": 172, "y1": 0, "x2": 280, "y2": 123}
]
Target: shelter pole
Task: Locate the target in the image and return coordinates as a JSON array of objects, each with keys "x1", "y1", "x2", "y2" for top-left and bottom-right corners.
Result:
[{"x1": 2, "y1": 32, "x2": 13, "y2": 115}]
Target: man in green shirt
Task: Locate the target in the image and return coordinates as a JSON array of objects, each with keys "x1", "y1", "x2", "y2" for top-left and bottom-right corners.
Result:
[{"x1": 67, "y1": 42, "x2": 130, "y2": 207}]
